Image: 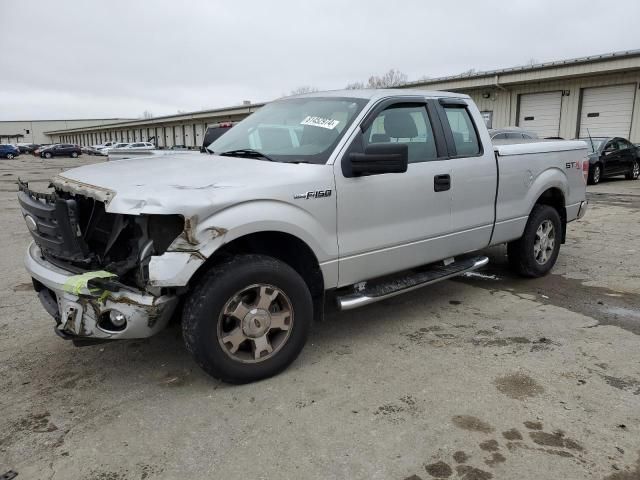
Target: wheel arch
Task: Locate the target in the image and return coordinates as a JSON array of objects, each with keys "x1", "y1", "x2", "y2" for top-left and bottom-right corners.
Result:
[
  {"x1": 194, "y1": 231, "x2": 323, "y2": 293},
  {"x1": 533, "y1": 187, "x2": 567, "y2": 243},
  {"x1": 188, "y1": 230, "x2": 326, "y2": 321}
]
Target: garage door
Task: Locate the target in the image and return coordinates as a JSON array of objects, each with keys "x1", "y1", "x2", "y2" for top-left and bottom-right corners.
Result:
[
  {"x1": 579, "y1": 84, "x2": 636, "y2": 138},
  {"x1": 518, "y1": 91, "x2": 562, "y2": 138}
]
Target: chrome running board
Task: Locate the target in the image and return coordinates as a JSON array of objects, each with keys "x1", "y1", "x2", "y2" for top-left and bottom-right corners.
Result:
[{"x1": 336, "y1": 256, "x2": 489, "y2": 311}]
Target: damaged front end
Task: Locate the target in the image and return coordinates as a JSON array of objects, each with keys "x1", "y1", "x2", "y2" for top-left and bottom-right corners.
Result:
[{"x1": 18, "y1": 179, "x2": 185, "y2": 342}]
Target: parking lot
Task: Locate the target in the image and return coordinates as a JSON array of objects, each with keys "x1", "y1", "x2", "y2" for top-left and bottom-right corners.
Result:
[{"x1": 0, "y1": 155, "x2": 639, "y2": 480}]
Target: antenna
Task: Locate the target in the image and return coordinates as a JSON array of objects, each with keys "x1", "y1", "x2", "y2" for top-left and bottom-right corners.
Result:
[{"x1": 587, "y1": 128, "x2": 595, "y2": 153}]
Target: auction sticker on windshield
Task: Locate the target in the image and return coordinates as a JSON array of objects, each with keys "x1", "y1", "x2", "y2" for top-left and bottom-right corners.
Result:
[{"x1": 301, "y1": 116, "x2": 340, "y2": 130}]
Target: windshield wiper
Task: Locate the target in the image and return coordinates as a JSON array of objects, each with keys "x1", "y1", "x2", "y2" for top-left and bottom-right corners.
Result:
[{"x1": 218, "y1": 149, "x2": 276, "y2": 162}]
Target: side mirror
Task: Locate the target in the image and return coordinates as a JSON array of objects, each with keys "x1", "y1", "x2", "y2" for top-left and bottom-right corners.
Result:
[{"x1": 349, "y1": 143, "x2": 408, "y2": 176}]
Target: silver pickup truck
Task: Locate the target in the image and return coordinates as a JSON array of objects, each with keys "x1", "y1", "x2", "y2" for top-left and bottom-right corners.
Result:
[{"x1": 18, "y1": 89, "x2": 588, "y2": 383}]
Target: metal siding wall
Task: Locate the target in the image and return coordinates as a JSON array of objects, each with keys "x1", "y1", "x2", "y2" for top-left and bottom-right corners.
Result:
[{"x1": 462, "y1": 72, "x2": 640, "y2": 141}]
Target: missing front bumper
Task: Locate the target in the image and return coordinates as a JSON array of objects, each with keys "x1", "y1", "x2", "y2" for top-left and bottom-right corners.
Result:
[{"x1": 25, "y1": 242, "x2": 179, "y2": 340}]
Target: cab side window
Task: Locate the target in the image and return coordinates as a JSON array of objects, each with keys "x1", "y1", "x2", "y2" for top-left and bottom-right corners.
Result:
[
  {"x1": 363, "y1": 105, "x2": 437, "y2": 163},
  {"x1": 443, "y1": 107, "x2": 481, "y2": 156}
]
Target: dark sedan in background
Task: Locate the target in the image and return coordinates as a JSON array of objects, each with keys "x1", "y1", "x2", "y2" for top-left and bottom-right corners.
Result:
[
  {"x1": 39, "y1": 143, "x2": 82, "y2": 159},
  {"x1": 581, "y1": 136, "x2": 639, "y2": 184},
  {"x1": 17, "y1": 143, "x2": 40, "y2": 154}
]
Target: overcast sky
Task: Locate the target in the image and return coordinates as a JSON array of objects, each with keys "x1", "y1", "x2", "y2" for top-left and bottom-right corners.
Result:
[{"x1": 2, "y1": 0, "x2": 639, "y2": 120}]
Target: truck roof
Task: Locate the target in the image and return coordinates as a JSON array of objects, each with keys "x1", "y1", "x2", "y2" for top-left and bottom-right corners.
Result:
[{"x1": 288, "y1": 88, "x2": 470, "y2": 101}]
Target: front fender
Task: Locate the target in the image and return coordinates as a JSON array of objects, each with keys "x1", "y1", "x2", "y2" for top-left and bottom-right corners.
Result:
[{"x1": 148, "y1": 200, "x2": 337, "y2": 287}]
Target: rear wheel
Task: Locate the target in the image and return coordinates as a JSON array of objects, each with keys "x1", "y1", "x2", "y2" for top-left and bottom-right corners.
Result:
[
  {"x1": 182, "y1": 254, "x2": 313, "y2": 384},
  {"x1": 43, "y1": 152, "x2": 52, "y2": 159},
  {"x1": 71, "y1": 151, "x2": 78, "y2": 158},
  {"x1": 588, "y1": 164, "x2": 601, "y2": 185},
  {"x1": 508, "y1": 204, "x2": 562, "y2": 278},
  {"x1": 6, "y1": 153, "x2": 14, "y2": 159},
  {"x1": 625, "y1": 160, "x2": 639, "y2": 180}
]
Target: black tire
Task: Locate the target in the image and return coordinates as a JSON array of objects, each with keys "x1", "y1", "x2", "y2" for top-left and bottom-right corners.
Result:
[
  {"x1": 6, "y1": 153, "x2": 14, "y2": 159},
  {"x1": 182, "y1": 254, "x2": 313, "y2": 384},
  {"x1": 71, "y1": 151, "x2": 78, "y2": 158},
  {"x1": 508, "y1": 204, "x2": 562, "y2": 278},
  {"x1": 43, "y1": 152, "x2": 52, "y2": 159},
  {"x1": 588, "y1": 163, "x2": 601, "y2": 185},
  {"x1": 625, "y1": 160, "x2": 639, "y2": 180}
]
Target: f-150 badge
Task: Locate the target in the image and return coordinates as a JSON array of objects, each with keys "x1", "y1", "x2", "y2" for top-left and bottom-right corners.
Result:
[{"x1": 294, "y1": 190, "x2": 332, "y2": 200}]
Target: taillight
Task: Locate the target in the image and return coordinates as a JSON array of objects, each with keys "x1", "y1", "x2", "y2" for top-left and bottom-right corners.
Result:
[{"x1": 582, "y1": 160, "x2": 589, "y2": 183}]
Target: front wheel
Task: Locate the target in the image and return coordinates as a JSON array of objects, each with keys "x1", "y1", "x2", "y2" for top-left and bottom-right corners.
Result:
[
  {"x1": 71, "y1": 151, "x2": 78, "y2": 158},
  {"x1": 588, "y1": 164, "x2": 601, "y2": 185},
  {"x1": 6, "y1": 153, "x2": 14, "y2": 159},
  {"x1": 43, "y1": 152, "x2": 52, "y2": 159},
  {"x1": 625, "y1": 160, "x2": 639, "y2": 180},
  {"x1": 182, "y1": 254, "x2": 313, "y2": 384},
  {"x1": 508, "y1": 204, "x2": 562, "y2": 278}
]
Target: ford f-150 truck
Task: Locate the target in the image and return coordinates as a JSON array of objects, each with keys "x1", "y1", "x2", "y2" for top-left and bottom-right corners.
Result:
[{"x1": 18, "y1": 89, "x2": 588, "y2": 383}]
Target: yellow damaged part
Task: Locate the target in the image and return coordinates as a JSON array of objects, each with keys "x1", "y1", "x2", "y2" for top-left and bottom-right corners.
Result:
[{"x1": 62, "y1": 271, "x2": 117, "y2": 295}]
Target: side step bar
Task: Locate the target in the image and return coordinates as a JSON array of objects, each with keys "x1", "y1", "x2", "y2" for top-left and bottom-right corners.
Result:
[{"x1": 336, "y1": 256, "x2": 489, "y2": 311}]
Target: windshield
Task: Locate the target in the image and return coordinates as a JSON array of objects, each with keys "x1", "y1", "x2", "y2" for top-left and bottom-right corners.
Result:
[{"x1": 207, "y1": 97, "x2": 369, "y2": 164}]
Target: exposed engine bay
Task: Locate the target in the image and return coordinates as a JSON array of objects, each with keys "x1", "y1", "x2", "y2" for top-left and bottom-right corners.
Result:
[{"x1": 18, "y1": 179, "x2": 184, "y2": 290}]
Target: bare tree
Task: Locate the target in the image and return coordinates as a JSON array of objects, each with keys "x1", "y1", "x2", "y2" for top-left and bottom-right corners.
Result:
[
  {"x1": 345, "y1": 69, "x2": 408, "y2": 89},
  {"x1": 142, "y1": 110, "x2": 154, "y2": 119},
  {"x1": 457, "y1": 68, "x2": 476, "y2": 77},
  {"x1": 366, "y1": 69, "x2": 408, "y2": 88},
  {"x1": 345, "y1": 81, "x2": 365, "y2": 90},
  {"x1": 289, "y1": 85, "x2": 319, "y2": 96},
  {"x1": 527, "y1": 58, "x2": 538, "y2": 66}
]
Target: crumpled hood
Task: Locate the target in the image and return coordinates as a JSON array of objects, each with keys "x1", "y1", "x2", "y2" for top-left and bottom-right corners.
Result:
[{"x1": 52, "y1": 152, "x2": 332, "y2": 216}]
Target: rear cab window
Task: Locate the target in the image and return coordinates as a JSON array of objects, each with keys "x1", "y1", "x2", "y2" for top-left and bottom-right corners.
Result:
[{"x1": 442, "y1": 106, "x2": 481, "y2": 156}]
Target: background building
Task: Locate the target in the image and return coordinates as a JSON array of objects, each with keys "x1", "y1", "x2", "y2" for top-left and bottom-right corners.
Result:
[
  {"x1": 0, "y1": 119, "x2": 131, "y2": 144},
  {"x1": 9, "y1": 49, "x2": 640, "y2": 147},
  {"x1": 44, "y1": 102, "x2": 263, "y2": 149},
  {"x1": 403, "y1": 49, "x2": 640, "y2": 141}
]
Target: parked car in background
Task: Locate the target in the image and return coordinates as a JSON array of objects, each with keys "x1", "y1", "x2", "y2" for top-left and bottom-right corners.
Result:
[
  {"x1": 170, "y1": 145, "x2": 189, "y2": 150},
  {"x1": 489, "y1": 127, "x2": 539, "y2": 141},
  {"x1": 40, "y1": 144, "x2": 82, "y2": 159},
  {"x1": 123, "y1": 142, "x2": 155, "y2": 150},
  {"x1": 581, "y1": 136, "x2": 639, "y2": 184},
  {"x1": 82, "y1": 146, "x2": 106, "y2": 156},
  {"x1": 16, "y1": 143, "x2": 40, "y2": 154},
  {"x1": 32, "y1": 144, "x2": 52, "y2": 156},
  {"x1": 0, "y1": 144, "x2": 20, "y2": 159},
  {"x1": 92, "y1": 141, "x2": 118, "y2": 150},
  {"x1": 200, "y1": 122, "x2": 237, "y2": 152},
  {"x1": 101, "y1": 143, "x2": 131, "y2": 154}
]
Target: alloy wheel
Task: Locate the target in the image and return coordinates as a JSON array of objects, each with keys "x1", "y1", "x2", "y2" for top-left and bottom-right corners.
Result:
[
  {"x1": 533, "y1": 219, "x2": 556, "y2": 265},
  {"x1": 217, "y1": 284, "x2": 294, "y2": 363}
]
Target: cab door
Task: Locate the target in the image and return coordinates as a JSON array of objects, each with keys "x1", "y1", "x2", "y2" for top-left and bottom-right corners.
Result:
[
  {"x1": 618, "y1": 138, "x2": 637, "y2": 173},
  {"x1": 433, "y1": 98, "x2": 497, "y2": 253},
  {"x1": 334, "y1": 99, "x2": 453, "y2": 287},
  {"x1": 602, "y1": 139, "x2": 624, "y2": 174}
]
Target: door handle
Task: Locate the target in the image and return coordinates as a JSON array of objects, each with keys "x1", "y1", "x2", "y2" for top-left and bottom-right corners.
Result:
[{"x1": 434, "y1": 174, "x2": 450, "y2": 192}]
